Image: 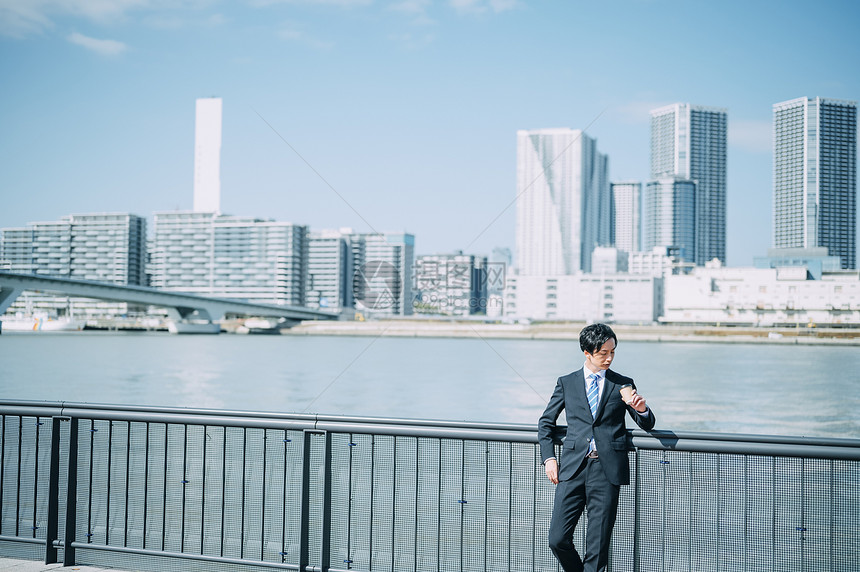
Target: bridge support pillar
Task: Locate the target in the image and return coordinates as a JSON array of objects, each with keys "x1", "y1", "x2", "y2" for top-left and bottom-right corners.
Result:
[
  {"x1": 165, "y1": 306, "x2": 221, "y2": 334},
  {"x1": 0, "y1": 286, "x2": 23, "y2": 315}
]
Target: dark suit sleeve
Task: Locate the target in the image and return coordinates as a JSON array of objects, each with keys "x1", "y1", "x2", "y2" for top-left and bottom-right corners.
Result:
[
  {"x1": 627, "y1": 403, "x2": 656, "y2": 431},
  {"x1": 538, "y1": 377, "x2": 565, "y2": 463}
]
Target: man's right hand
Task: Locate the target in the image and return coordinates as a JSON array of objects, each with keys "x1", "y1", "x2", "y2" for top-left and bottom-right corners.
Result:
[{"x1": 544, "y1": 458, "x2": 559, "y2": 484}]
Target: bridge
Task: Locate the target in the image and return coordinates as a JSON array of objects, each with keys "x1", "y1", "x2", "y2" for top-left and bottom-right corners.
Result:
[{"x1": 0, "y1": 271, "x2": 338, "y2": 333}]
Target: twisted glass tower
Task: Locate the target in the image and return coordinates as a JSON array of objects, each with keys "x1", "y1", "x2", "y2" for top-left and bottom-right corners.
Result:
[{"x1": 516, "y1": 128, "x2": 609, "y2": 275}]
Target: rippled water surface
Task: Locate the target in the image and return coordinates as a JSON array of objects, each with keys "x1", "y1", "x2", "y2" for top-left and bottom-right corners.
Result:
[{"x1": 1, "y1": 331, "x2": 858, "y2": 438}]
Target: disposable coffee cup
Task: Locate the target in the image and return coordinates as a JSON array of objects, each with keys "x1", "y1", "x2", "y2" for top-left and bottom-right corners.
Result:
[{"x1": 619, "y1": 385, "x2": 635, "y2": 404}]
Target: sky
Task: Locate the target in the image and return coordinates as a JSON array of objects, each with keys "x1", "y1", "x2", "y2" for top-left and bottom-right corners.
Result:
[{"x1": 1, "y1": 0, "x2": 859, "y2": 267}]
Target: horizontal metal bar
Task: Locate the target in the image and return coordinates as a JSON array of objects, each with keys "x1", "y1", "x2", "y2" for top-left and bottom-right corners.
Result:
[
  {"x1": 0, "y1": 534, "x2": 46, "y2": 546},
  {"x1": 0, "y1": 400, "x2": 536, "y2": 432},
  {"x1": 632, "y1": 428, "x2": 860, "y2": 449},
  {"x1": 68, "y1": 542, "x2": 300, "y2": 570},
  {"x1": 0, "y1": 405, "x2": 65, "y2": 418},
  {"x1": 2, "y1": 400, "x2": 859, "y2": 460},
  {"x1": 52, "y1": 408, "x2": 319, "y2": 431},
  {"x1": 631, "y1": 435, "x2": 860, "y2": 460},
  {"x1": 313, "y1": 420, "x2": 540, "y2": 443}
]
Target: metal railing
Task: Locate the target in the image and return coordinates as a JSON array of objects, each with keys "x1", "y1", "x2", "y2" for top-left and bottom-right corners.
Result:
[{"x1": 1, "y1": 400, "x2": 858, "y2": 571}]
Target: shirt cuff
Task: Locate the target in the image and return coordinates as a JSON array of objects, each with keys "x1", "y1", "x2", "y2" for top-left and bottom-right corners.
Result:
[{"x1": 543, "y1": 457, "x2": 557, "y2": 465}]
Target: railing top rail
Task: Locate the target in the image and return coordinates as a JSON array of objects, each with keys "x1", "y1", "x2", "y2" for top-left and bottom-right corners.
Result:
[{"x1": 1, "y1": 399, "x2": 859, "y2": 460}]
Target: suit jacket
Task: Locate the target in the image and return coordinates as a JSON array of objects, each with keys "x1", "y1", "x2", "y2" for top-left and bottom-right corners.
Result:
[{"x1": 538, "y1": 368, "x2": 655, "y2": 486}]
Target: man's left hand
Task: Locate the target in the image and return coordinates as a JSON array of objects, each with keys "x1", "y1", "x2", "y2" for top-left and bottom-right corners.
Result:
[{"x1": 629, "y1": 392, "x2": 647, "y2": 413}]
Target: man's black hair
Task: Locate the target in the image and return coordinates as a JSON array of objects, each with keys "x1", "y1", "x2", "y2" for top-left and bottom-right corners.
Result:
[{"x1": 579, "y1": 323, "x2": 617, "y2": 355}]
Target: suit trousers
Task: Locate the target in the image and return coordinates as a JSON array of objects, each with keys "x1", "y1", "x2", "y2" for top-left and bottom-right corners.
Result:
[{"x1": 548, "y1": 457, "x2": 620, "y2": 572}]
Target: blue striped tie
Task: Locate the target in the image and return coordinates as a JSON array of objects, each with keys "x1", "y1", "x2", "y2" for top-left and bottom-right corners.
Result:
[{"x1": 587, "y1": 373, "x2": 600, "y2": 418}]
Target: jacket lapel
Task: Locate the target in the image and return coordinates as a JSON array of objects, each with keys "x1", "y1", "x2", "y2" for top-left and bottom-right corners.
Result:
[
  {"x1": 570, "y1": 368, "x2": 593, "y2": 419},
  {"x1": 595, "y1": 370, "x2": 617, "y2": 420}
]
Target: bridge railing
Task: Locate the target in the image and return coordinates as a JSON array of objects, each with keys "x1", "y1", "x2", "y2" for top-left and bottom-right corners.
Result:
[{"x1": 1, "y1": 400, "x2": 858, "y2": 571}]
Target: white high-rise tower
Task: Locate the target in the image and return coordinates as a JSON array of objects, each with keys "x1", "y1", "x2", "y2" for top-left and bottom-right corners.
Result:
[
  {"x1": 773, "y1": 97, "x2": 857, "y2": 270},
  {"x1": 610, "y1": 180, "x2": 641, "y2": 254},
  {"x1": 193, "y1": 97, "x2": 222, "y2": 213},
  {"x1": 516, "y1": 128, "x2": 610, "y2": 275}
]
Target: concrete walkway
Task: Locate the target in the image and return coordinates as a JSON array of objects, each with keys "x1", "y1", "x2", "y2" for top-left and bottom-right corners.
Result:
[{"x1": 0, "y1": 558, "x2": 122, "y2": 571}]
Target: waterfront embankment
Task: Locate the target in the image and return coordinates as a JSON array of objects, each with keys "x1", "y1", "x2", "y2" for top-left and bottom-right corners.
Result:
[{"x1": 285, "y1": 319, "x2": 860, "y2": 345}]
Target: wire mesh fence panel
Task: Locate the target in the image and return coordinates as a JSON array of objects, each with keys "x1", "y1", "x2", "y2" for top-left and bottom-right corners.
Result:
[
  {"x1": 485, "y1": 441, "x2": 513, "y2": 572},
  {"x1": 180, "y1": 424, "x2": 205, "y2": 555},
  {"x1": 1, "y1": 417, "x2": 21, "y2": 537},
  {"x1": 718, "y1": 454, "x2": 750, "y2": 572},
  {"x1": 393, "y1": 435, "x2": 419, "y2": 572},
  {"x1": 241, "y1": 427, "x2": 265, "y2": 561},
  {"x1": 746, "y1": 455, "x2": 777, "y2": 572},
  {"x1": 260, "y1": 428, "x2": 286, "y2": 564},
  {"x1": 163, "y1": 423, "x2": 187, "y2": 554},
  {"x1": 416, "y1": 436, "x2": 443, "y2": 572},
  {"x1": 335, "y1": 431, "x2": 373, "y2": 570},
  {"x1": 773, "y1": 456, "x2": 805, "y2": 571},
  {"x1": 204, "y1": 425, "x2": 226, "y2": 557},
  {"x1": 107, "y1": 421, "x2": 129, "y2": 548},
  {"x1": 802, "y1": 457, "x2": 837, "y2": 572},
  {"x1": 5, "y1": 417, "x2": 51, "y2": 542},
  {"x1": 143, "y1": 421, "x2": 168, "y2": 551},
  {"x1": 833, "y1": 459, "x2": 860, "y2": 572},
  {"x1": 126, "y1": 421, "x2": 147, "y2": 550}
]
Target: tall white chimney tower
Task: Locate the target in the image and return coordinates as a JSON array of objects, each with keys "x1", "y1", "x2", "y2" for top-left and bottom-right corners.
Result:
[{"x1": 193, "y1": 97, "x2": 222, "y2": 213}]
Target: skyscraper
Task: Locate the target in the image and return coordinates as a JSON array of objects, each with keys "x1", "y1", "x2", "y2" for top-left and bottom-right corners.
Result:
[
  {"x1": 642, "y1": 177, "x2": 697, "y2": 264},
  {"x1": 516, "y1": 128, "x2": 610, "y2": 275},
  {"x1": 193, "y1": 97, "x2": 222, "y2": 213},
  {"x1": 773, "y1": 97, "x2": 857, "y2": 269},
  {"x1": 650, "y1": 103, "x2": 727, "y2": 265},
  {"x1": 610, "y1": 180, "x2": 641, "y2": 254}
]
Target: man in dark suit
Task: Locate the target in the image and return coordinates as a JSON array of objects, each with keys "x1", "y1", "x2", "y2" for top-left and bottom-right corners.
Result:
[{"x1": 538, "y1": 323, "x2": 655, "y2": 572}]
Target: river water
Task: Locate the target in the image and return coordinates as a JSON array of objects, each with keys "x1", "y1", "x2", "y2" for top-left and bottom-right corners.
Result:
[{"x1": 0, "y1": 331, "x2": 858, "y2": 438}]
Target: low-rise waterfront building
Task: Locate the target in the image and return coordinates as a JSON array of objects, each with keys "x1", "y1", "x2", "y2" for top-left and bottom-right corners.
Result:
[
  {"x1": 306, "y1": 229, "x2": 355, "y2": 311},
  {"x1": 350, "y1": 232, "x2": 414, "y2": 316},
  {"x1": 753, "y1": 247, "x2": 843, "y2": 280},
  {"x1": 662, "y1": 262, "x2": 860, "y2": 326},
  {"x1": 150, "y1": 211, "x2": 308, "y2": 306},
  {"x1": 504, "y1": 273, "x2": 662, "y2": 323},
  {"x1": 628, "y1": 246, "x2": 696, "y2": 277},
  {"x1": 0, "y1": 213, "x2": 147, "y2": 318},
  {"x1": 414, "y1": 252, "x2": 489, "y2": 316},
  {"x1": 591, "y1": 247, "x2": 628, "y2": 274}
]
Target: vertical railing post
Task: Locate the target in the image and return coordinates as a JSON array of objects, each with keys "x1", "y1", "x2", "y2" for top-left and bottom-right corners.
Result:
[
  {"x1": 299, "y1": 432, "x2": 311, "y2": 572},
  {"x1": 44, "y1": 416, "x2": 65, "y2": 564},
  {"x1": 62, "y1": 418, "x2": 79, "y2": 566},
  {"x1": 633, "y1": 448, "x2": 640, "y2": 572},
  {"x1": 300, "y1": 430, "x2": 332, "y2": 572},
  {"x1": 320, "y1": 431, "x2": 332, "y2": 572}
]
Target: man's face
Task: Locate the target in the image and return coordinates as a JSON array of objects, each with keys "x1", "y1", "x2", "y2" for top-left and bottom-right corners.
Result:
[{"x1": 584, "y1": 338, "x2": 616, "y2": 372}]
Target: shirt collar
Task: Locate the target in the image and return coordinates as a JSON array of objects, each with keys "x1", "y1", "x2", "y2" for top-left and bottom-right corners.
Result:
[{"x1": 583, "y1": 363, "x2": 606, "y2": 381}]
